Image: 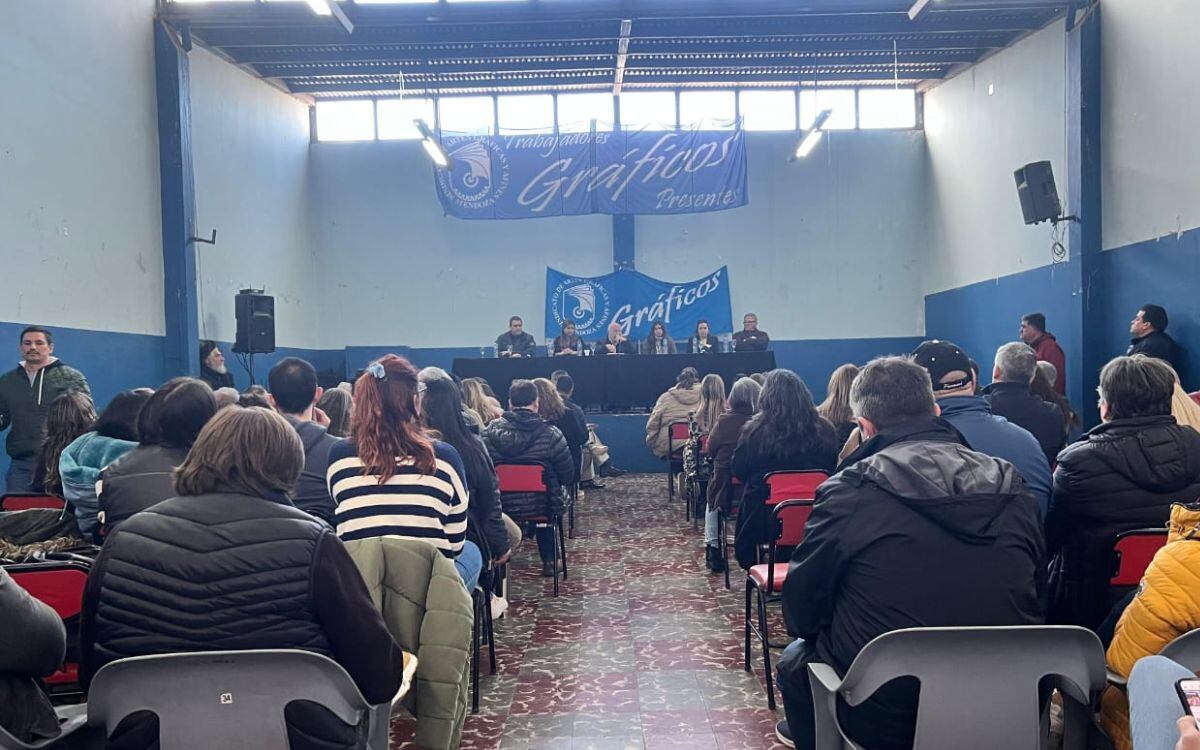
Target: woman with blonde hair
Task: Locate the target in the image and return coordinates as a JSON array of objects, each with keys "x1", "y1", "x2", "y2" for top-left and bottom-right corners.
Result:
[
  {"x1": 534, "y1": 378, "x2": 588, "y2": 476},
  {"x1": 818, "y1": 364, "x2": 860, "y2": 448},
  {"x1": 696, "y1": 373, "x2": 726, "y2": 434},
  {"x1": 462, "y1": 378, "x2": 503, "y2": 425}
]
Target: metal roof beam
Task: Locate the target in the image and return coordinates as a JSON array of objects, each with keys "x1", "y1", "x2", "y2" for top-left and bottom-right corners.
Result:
[
  {"x1": 256, "y1": 57, "x2": 616, "y2": 78},
  {"x1": 614, "y1": 18, "x2": 632, "y2": 94}
]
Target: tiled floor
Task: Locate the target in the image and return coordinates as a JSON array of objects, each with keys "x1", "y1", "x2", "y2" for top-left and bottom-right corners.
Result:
[{"x1": 391, "y1": 474, "x2": 788, "y2": 750}]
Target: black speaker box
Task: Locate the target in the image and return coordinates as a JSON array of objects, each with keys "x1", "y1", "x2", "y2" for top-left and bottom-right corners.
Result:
[
  {"x1": 1014, "y1": 161, "x2": 1063, "y2": 225},
  {"x1": 233, "y1": 292, "x2": 275, "y2": 354}
]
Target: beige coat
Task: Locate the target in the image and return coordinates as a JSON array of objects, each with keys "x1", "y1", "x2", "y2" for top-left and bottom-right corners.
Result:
[{"x1": 645, "y1": 386, "x2": 702, "y2": 458}]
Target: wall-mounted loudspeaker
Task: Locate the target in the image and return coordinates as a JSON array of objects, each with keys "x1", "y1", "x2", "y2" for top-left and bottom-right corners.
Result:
[
  {"x1": 233, "y1": 290, "x2": 275, "y2": 354},
  {"x1": 1014, "y1": 161, "x2": 1063, "y2": 225}
]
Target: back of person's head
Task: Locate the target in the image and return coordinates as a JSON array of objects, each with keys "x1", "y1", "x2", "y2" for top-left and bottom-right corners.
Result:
[
  {"x1": 509, "y1": 379, "x2": 538, "y2": 409},
  {"x1": 749, "y1": 372, "x2": 767, "y2": 386},
  {"x1": 213, "y1": 387, "x2": 240, "y2": 410},
  {"x1": 677, "y1": 367, "x2": 699, "y2": 389},
  {"x1": 238, "y1": 391, "x2": 271, "y2": 409},
  {"x1": 316, "y1": 387, "x2": 352, "y2": 437},
  {"x1": 728, "y1": 377, "x2": 762, "y2": 416},
  {"x1": 1141, "y1": 304, "x2": 1169, "y2": 332},
  {"x1": 550, "y1": 370, "x2": 568, "y2": 383},
  {"x1": 533, "y1": 378, "x2": 565, "y2": 421},
  {"x1": 39, "y1": 390, "x2": 97, "y2": 491},
  {"x1": 353, "y1": 355, "x2": 435, "y2": 480},
  {"x1": 420, "y1": 376, "x2": 489, "y2": 474},
  {"x1": 1098, "y1": 355, "x2": 1175, "y2": 421},
  {"x1": 555, "y1": 374, "x2": 575, "y2": 396},
  {"x1": 749, "y1": 369, "x2": 824, "y2": 456},
  {"x1": 1021, "y1": 313, "x2": 1046, "y2": 333},
  {"x1": 95, "y1": 388, "x2": 154, "y2": 442},
  {"x1": 818, "y1": 364, "x2": 860, "y2": 426},
  {"x1": 267, "y1": 357, "x2": 319, "y2": 415},
  {"x1": 850, "y1": 356, "x2": 937, "y2": 431},
  {"x1": 460, "y1": 379, "x2": 493, "y2": 421},
  {"x1": 911, "y1": 340, "x2": 974, "y2": 395},
  {"x1": 138, "y1": 377, "x2": 217, "y2": 449},
  {"x1": 698, "y1": 373, "x2": 726, "y2": 428},
  {"x1": 994, "y1": 342, "x2": 1038, "y2": 384},
  {"x1": 1036, "y1": 360, "x2": 1058, "y2": 388},
  {"x1": 418, "y1": 366, "x2": 452, "y2": 384},
  {"x1": 174, "y1": 406, "x2": 303, "y2": 498}
]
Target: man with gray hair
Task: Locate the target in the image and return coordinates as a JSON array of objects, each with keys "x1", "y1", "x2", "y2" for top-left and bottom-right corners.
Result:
[
  {"x1": 985, "y1": 341, "x2": 1066, "y2": 467},
  {"x1": 772, "y1": 355, "x2": 1044, "y2": 750}
]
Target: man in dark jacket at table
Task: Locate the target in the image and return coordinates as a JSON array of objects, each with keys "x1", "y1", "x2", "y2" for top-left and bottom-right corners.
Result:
[
  {"x1": 732, "y1": 313, "x2": 770, "y2": 352},
  {"x1": 1047, "y1": 354, "x2": 1200, "y2": 628},
  {"x1": 495, "y1": 316, "x2": 537, "y2": 358},
  {"x1": 773, "y1": 356, "x2": 1044, "y2": 750},
  {"x1": 483, "y1": 379, "x2": 577, "y2": 577}
]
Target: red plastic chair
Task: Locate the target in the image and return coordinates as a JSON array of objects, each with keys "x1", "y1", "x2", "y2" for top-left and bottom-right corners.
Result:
[
  {"x1": 665, "y1": 421, "x2": 691, "y2": 505},
  {"x1": 1110, "y1": 528, "x2": 1168, "y2": 587},
  {"x1": 7, "y1": 561, "x2": 91, "y2": 695},
  {"x1": 764, "y1": 470, "x2": 828, "y2": 506},
  {"x1": 1190, "y1": 392, "x2": 1200, "y2": 408},
  {"x1": 495, "y1": 463, "x2": 567, "y2": 597},
  {"x1": 744, "y1": 499, "x2": 814, "y2": 710},
  {"x1": 1, "y1": 493, "x2": 65, "y2": 511}
]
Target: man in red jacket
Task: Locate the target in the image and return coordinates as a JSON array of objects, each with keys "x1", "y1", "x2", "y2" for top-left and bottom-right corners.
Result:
[{"x1": 1020, "y1": 313, "x2": 1066, "y2": 395}]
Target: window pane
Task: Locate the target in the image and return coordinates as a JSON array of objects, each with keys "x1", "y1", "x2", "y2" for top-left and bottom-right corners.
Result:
[
  {"x1": 799, "y1": 89, "x2": 856, "y2": 130},
  {"x1": 679, "y1": 90, "x2": 735, "y2": 130},
  {"x1": 858, "y1": 89, "x2": 917, "y2": 129},
  {"x1": 376, "y1": 98, "x2": 434, "y2": 140},
  {"x1": 738, "y1": 90, "x2": 797, "y2": 131},
  {"x1": 315, "y1": 100, "x2": 375, "y2": 141},
  {"x1": 497, "y1": 94, "x2": 555, "y2": 134},
  {"x1": 619, "y1": 91, "x2": 676, "y2": 131},
  {"x1": 438, "y1": 97, "x2": 495, "y2": 135},
  {"x1": 557, "y1": 93, "x2": 614, "y2": 133}
]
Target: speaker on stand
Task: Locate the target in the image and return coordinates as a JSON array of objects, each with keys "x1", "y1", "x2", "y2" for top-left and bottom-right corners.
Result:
[{"x1": 233, "y1": 289, "x2": 275, "y2": 384}]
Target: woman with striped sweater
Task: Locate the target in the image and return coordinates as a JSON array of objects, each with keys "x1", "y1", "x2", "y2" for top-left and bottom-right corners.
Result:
[{"x1": 327, "y1": 354, "x2": 482, "y2": 590}]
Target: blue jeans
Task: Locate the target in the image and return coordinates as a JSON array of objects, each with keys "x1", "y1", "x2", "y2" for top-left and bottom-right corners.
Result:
[
  {"x1": 1129, "y1": 655, "x2": 1195, "y2": 750},
  {"x1": 5, "y1": 457, "x2": 34, "y2": 493},
  {"x1": 705, "y1": 507, "x2": 720, "y2": 546},
  {"x1": 455, "y1": 540, "x2": 483, "y2": 591}
]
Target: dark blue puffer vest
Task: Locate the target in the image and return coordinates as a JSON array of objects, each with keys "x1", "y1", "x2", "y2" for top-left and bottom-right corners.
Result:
[{"x1": 91, "y1": 492, "x2": 333, "y2": 669}]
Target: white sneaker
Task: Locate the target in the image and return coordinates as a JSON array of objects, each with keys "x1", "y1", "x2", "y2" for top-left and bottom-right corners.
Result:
[{"x1": 490, "y1": 594, "x2": 509, "y2": 620}]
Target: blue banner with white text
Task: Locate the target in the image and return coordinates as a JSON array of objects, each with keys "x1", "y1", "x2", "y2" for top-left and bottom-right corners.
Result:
[
  {"x1": 545, "y1": 267, "x2": 733, "y2": 342},
  {"x1": 434, "y1": 129, "x2": 747, "y2": 219}
]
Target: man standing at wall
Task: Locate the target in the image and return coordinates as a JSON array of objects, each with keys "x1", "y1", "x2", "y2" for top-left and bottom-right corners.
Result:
[
  {"x1": 1127, "y1": 304, "x2": 1181, "y2": 370},
  {"x1": 0, "y1": 326, "x2": 91, "y2": 492},
  {"x1": 1019, "y1": 313, "x2": 1066, "y2": 395}
]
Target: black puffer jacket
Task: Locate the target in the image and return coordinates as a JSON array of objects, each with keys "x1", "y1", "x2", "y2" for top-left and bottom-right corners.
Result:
[
  {"x1": 483, "y1": 409, "x2": 576, "y2": 519},
  {"x1": 984, "y1": 381, "x2": 1066, "y2": 468},
  {"x1": 553, "y1": 401, "x2": 589, "y2": 475},
  {"x1": 1047, "y1": 415, "x2": 1200, "y2": 626},
  {"x1": 97, "y1": 444, "x2": 189, "y2": 534},
  {"x1": 0, "y1": 568, "x2": 66, "y2": 743}
]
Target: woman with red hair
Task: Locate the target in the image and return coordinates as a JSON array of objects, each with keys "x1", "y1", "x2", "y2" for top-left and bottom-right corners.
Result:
[{"x1": 327, "y1": 355, "x2": 481, "y2": 590}]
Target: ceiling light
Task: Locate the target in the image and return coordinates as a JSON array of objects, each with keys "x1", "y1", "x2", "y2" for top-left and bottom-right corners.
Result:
[
  {"x1": 907, "y1": 0, "x2": 939, "y2": 21},
  {"x1": 414, "y1": 119, "x2": 450, "y2": 169},
  {"x1": 306, "y1": 0, "x2": 333, "y2": 15},
  {"x1": 793, "y1": 109, "x2": 833, "y2": 160}
]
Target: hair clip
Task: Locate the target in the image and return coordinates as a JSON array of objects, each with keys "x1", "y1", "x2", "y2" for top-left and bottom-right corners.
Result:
[{"x1": 367, "y1": 361, "x2": 386, "y2": 380}]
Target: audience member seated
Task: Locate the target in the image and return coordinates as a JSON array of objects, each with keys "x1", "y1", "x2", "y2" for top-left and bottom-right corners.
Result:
[
  {"x1": 732, "y1": 313, "x2": 770, "y2": 352},
  {"x1": 553, "y1": 373, "x2": 620, "y2": 488},
  {"x1": 913, "y1": 340, "x2": 1051, "y2": 515},
  {"x1": 1173, "y1": 379, "x2": 1200, "y2": 432},
  {"x1": 316, "y1": 386, "x2": 352, "y2": 438},
  {"x1": 197, "y1": 339, "x2": 234, "y2": 390},
  {"x1": 483, "y1": 379, "x2": 576, "y2": 578},
  {"x1": 0, "y1": 567, "x2": 67, "y2": 745},
  {"x1": 1128, "y1": 303, "x2": 1181, "y2": 370},
  {"x1": 1031, "y1": 362, "x2": 1081, "y2": 439},
  {"x1": 701, "y1": 377, "x2": 760, "y2": 573},
  {"x1": 462, "y1": 378, "x2": 503, "y2": 426},
  {"x1": 643, "y1": 321, "x2": 677, "y2": 355},
  {"x1": 98, "y1": 377, "x2": 217, "y2": 535},
  {"x1": 1101, "y1": 501, "x2": 1200, "y2": 750},
  {"x1": 60, "y1": 388, "x2": 152, "y2": 541},
  {"x1": 212, "y1": 386, "x2": 240, "y2": 410},
  {"x1": 268, "y1": 356, "x2": 341, "y2": 524},
  {"x1": 80, "y1": 406, "x2": 409, "y2": 749},
  {"x1": 817, "y1": 364, "x2": 860, "y2": 450},
  {"x1": 645, "y1": 367, "x2": 702, "y2": 459},
  {"x1": 731, "y1": 369, "x2": 837, "y2": 570},
  {"x1": 1020, "y1": 312, "x2": 1067, "y2": 396},
  {"x1": 687, "y1": 320, "x2": 720, "y2": 354},
  {"x1": 597, "y1": 322, "x2": 636, "y2": 356},
  {"x1": 696, "y1": 373, "x2": 726, "y2": 434},
  {"x1": 551, "y1": 321, "x2": 584, "y2": 356},
  {"x1": 1125, "y1": 655, "x2": 1200, "y2": 750},
  {"x1": 32, "y1": 390, "x2": 95, "y2": 495},
  {"x1": 238, "y1": 385, "x2": 271, "y2": 409},
  {"x1": 984, "y1": 342, "x2": 1067, "y2": 467},
  {"x1": 774, "y1": 356, "x2": 1045, "y2": 750},
  {"x1": 1047, "y1": 355, "x2": 1200, "y2": 627},
  {"x1": 495, "y1": 316, "x2": 536, "y2": 358},
  {"x1": 534, "y1": 378, "x2": 587, "y2": 484},
  {"x1": 327, "y1": 355, "x2": 481, "y2": 591},
  {"x1": 419, "y1": 373, "x2": 518, "y2": 586}
]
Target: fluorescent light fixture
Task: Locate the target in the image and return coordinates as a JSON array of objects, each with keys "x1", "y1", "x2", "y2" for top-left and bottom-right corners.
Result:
[
  {"x1": 908, "y1": 0, "x2": 938, "y2": 20},
  {"x1": 414, "y1": 119, "x2": 450, "y2": 169},
  {"x1": 793, "y1": 109, "x2": 833, "y2": 160},
  {"x1": 306, "y1": 0, "x2": 333, "y2": 14}
]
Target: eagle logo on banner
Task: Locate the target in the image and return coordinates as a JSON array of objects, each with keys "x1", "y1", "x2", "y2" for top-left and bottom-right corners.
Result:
[{"x1": 437, "y1": 139, "x2": 510, "y2": 211}]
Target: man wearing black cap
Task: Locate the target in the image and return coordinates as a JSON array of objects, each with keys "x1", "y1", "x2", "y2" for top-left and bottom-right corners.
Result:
[
  {"x1": 199, "y1": 340, "x2": 234, "y2": 391},
  {"x1": 912, "y1": 340, "x2": 1051, "y2": 515},
  {"x1": 1127, "y1": 304, "x2": 1181, "y2": 370}
]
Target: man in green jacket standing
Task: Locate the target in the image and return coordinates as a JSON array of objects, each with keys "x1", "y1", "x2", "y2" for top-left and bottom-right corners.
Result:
[{"x1": 0, "y1": 326, "x2": 90, "y2": 492}]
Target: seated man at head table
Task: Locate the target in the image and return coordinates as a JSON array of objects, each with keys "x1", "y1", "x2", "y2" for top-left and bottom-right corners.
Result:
[
  {"x1": 495, "y1": 316, "x2": 537, "y2": 358},
  {"x1": 597, "y1": 322, "x2": 636, "y2": 356}
]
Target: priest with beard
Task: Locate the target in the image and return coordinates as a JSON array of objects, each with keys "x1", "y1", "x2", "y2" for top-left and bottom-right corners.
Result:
[{"x1": 199, "y1": 340, "x2": 235, "y2": 390}]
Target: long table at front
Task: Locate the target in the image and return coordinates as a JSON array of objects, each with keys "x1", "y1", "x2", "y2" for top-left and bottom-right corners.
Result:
[{"x1": 452, "y1": 351, "x2": 776, "y2": 411}]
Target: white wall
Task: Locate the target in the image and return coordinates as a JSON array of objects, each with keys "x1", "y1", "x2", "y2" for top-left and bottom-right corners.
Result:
[
  {"x1": 0, "y1": 0, "x2": 163, "y2": 335},
  {"x1": 923, "y1": 20, "x2": 1068, "y2": 295},
  {"x1": 1102, "y1": 0, "x2": 1200, "y2": 250},
  {"x1": 190, "y1": 48, "x2": 321, "y2": 348},
  {"x1": 637, "y1": 130, "x2": 928, "y2": 340}
]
